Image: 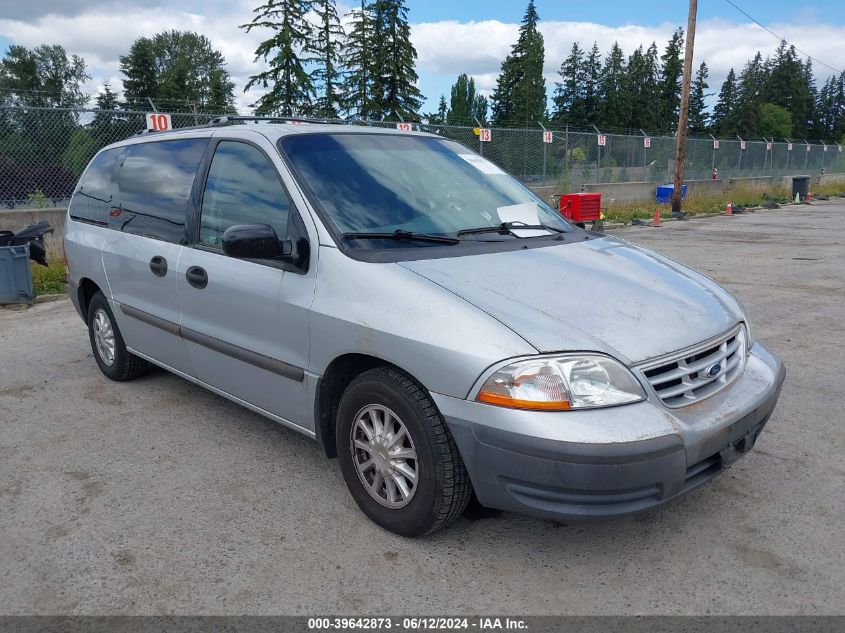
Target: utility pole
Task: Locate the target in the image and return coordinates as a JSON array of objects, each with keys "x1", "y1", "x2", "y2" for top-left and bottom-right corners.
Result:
[{"x1": 670, "y1": 0, "x2": 697, "y2": 217}]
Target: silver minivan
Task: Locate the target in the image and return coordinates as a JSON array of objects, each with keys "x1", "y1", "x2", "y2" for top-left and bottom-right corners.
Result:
[{"x1": 65, "y1": 119, "x2": 785, "y2": 535}]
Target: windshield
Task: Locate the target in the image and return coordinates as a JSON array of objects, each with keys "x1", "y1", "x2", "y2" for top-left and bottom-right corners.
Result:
[{"x1": 279, "y1": 133, "x2": 572, "y2": 247}]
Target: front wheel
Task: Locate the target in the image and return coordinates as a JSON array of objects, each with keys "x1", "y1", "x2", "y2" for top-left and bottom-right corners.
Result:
[{"x1": 336, "y1": 367, "x2": 472, "y2": 536}]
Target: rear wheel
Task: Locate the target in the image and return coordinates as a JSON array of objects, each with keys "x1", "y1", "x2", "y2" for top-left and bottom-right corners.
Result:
[
  {"x1": 87, "y1": 291, "x2": 147, "y2": 381},
  {"x1": 336, "y1": 367, "x2": 472, "y2": 536}
]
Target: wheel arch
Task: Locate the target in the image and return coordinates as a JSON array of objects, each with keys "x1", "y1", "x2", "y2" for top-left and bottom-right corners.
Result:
[
  {"x1": 77, "y1": 277, "x2": 103, "y2": 319},
  {"x1": 314, "y1": 353, "x2": 427, "y2": 458}
]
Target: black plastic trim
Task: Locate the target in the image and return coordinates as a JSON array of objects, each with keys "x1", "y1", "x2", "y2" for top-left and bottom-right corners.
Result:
[
  {"x1": 68, "y1": 215, "x2": 108, "y2": 228},
  {"x1": 181, "y1": 326, "x2": 304, "y2": 382},
  {"x1": 119, "y1": 303, "x2": 180, "y2": 336}
]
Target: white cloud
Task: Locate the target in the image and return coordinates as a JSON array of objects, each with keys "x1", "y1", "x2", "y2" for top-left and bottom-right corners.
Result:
[
  {"x1": 2, "y1": 4, "x2": 844, "y2": 115},
  {"x1": 0, "y1": 0, "x2": 270, "y2": 111},
  {"x1": 414, "y1": 17, "x2": 845, "y2": 102}
]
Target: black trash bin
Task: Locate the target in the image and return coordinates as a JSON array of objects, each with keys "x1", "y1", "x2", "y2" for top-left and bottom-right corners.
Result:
[{"x1": 792, "y1": 175, "x2": 810, "y2": 200}]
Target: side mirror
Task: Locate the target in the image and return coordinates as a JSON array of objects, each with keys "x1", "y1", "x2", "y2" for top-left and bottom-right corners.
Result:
[
  {"x1": 221, "y1": 224, "x2": 289, "y2": 260},
  {"x1": 221, "y1": 223, "x2": 309, "y2": 270}
]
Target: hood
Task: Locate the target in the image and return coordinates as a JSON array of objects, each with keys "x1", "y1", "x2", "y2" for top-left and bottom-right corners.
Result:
[{"x1": 398, "y1": 236, "x2": 744, "y2": 364}]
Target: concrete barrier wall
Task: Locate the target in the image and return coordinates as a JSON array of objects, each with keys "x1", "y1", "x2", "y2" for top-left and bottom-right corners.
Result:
[
  {"x1": 0, "y1": 208, "x2": 66, "y2": 256},
  {"x1": 579, "y1": 181, "x2": 655, "y2": 202}
]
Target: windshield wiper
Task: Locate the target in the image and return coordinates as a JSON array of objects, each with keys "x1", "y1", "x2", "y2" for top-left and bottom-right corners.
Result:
[
  {"x1": 457, "y1": 221, "x2": 566, "y2": 237},
  {"x1": 342, "y1": 229, "x2": 461, "y2": 245}
]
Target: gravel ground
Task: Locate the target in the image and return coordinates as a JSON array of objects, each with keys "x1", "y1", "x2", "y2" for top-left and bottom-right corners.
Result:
[{"x1": 1, "y1": 203, "x2": 843, "y2": 615}]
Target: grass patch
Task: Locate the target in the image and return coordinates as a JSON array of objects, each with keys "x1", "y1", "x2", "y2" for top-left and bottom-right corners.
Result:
[
  {"x1": 31, "y1": 260, "x2": 67, "y2": 296},
  {"x1": 810, "y1": 180, "x2": 845, "y2": 197},
  {"x1": 603, "y1": 183, "x2": 795, "y2": 224}
]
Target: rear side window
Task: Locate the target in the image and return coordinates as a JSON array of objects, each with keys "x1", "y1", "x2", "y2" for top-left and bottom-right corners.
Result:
[
  {"x1": 69, "y1": 148, "x2": 123, "y2": 226},
  {"x1": 112, "y1": 138, "x2": 208, "y2": 243},
  {"x1": 199, "y1": 141, "x2": 291, "y2": 247}
]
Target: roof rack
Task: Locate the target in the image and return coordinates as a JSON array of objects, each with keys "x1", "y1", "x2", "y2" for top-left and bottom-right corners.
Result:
[
  {"x1": 209, "y1": 115, "x2": 346, "y2": 126},
  {"x1": 134, "y1": 114, "x2": 346, "y2": 136}
]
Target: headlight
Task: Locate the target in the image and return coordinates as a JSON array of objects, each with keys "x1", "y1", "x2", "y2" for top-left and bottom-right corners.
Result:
[{"x1": 476, "y1": 354, "x2": 646, "y2": 410}]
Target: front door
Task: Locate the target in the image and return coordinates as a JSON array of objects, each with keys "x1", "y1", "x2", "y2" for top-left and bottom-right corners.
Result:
[{"x1": 177, "y1": 138, "x2": 314, "y2": 430}]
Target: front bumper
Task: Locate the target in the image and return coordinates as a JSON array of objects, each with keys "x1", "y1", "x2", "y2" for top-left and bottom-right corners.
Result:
[{"x1": 432, "y1": 342, "x2": 785, "y2": 519}]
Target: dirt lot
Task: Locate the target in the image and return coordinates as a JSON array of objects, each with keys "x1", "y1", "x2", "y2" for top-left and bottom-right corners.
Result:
[{"x1": 1, "y1": 203, "x2": 843, "y2": 615}]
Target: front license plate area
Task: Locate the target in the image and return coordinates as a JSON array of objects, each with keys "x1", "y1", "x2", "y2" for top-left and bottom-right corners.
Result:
[{"x1": 719, "y1": 428, "x2": 759, "y2": 470}]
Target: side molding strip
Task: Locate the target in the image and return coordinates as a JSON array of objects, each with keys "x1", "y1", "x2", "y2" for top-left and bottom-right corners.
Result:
[
  {"x1": 181, "y1": 326, "x2": 305, "y2": 382},
  {"x1": 118, "y1": 303, "x2": 304, "y2": 382},
  {"x1": 119, "y1": 303, "x2": 181, "y2": 336}
]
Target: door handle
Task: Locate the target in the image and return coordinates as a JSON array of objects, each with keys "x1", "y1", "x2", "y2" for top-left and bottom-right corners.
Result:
[
  {"x1": 186, "y1": 265, "x2": 208, "y2": 289},
  {"x1": 149, "y1": 255, "x2": 168, "y2": 277}
]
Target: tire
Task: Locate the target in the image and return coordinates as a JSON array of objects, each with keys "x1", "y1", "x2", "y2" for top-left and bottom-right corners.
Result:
[
  {"x1": 336, "y1": 366, "x2": 472, "y2": 536},
  {"x1": 87, "y1": 291, "x2": 148, "y2": 381}
]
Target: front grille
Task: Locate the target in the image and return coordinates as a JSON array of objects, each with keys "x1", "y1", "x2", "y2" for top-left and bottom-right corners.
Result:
[{"x1": 638, "y1": 326, "x2": 747, "y2": 408}]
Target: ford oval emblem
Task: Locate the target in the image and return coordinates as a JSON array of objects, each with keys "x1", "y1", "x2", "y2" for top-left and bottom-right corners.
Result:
[{"x1": 707, "y1": 363, "x2": 722, "y2": 377}]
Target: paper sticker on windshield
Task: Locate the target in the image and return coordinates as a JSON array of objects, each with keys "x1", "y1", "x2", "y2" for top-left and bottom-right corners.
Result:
[{"x1": 458, "y1": 154, "x2": 505, "y2": 175}]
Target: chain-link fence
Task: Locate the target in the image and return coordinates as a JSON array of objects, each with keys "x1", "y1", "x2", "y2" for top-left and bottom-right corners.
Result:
[
  {"x1": 418, "y1": 125, "x2": 845, "y2": 190},
  {"x1": 1, "y1": 104, "x2": 843, "y2": 209}
]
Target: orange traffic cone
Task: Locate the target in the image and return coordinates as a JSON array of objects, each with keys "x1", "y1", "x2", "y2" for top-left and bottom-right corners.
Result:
[
  {"x1": 725, "y1": 201, "x2": 733, "y2": 215},
  {"x1": 652, "y1": 209, "x2": 661, "y2": 227}
]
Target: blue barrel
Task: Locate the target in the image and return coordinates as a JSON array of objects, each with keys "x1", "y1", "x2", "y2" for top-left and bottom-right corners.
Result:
[{"x1": 656, "y1": 183, "x2": 687, "y2": 204}]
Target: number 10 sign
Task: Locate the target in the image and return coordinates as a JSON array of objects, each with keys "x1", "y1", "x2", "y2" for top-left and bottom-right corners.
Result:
[{"x1": 146, "y1": 113, "x2": 172, "y2": 131}]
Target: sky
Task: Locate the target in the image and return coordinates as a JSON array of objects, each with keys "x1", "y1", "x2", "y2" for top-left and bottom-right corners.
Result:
[{"x1": 0, "y1": 0, "x2": 844, "y2": 118}]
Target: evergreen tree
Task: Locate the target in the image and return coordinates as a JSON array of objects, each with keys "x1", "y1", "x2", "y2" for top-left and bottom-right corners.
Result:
[
  {"x1": 343, "y1": 1, "x2": 374, "y2": 118},
  {"x1": 735, "y1": 52, "x2": 766, "y2": 135},
  {"x1": 345, "y1": 0, "x2": 426, "y2": 121},
  {"x1": 658, "y1": 28, "x2": 684, "y2": 131},
  {"x1": 763, "y1": 41, "x2": 814, "y2": 137},
  {"x1": 491, "y1": 0, "x2": 546, "y2": 126},
  {"x1": 552, "y1": 42, "x2": 583, "y2": 125},
  {"x1": 312, "y1": 0, "x2": 345, "y2": 117},
  {"x1": 688, "y1": 61, "x2": 710, "y2": 134},
  {"x1": 814, "y1": 76, "x2": 836, "y2": 138},
  {"x1": 90, "y1": 83, "x2": 124, "y2": 145},
  {"x1": 797, "y1": 58, "x2": 817, "y2": 137},
  {"x1": 119, "y1": 38, "x2": 157, "y2": 109},
  {"x1": 241, "y1": 0, "x2": 316, "y2": 115},
  {"x1": 596, "y1": 42, "x2": 628, "y2": 129},
  {"x1": 712, "y1": 68, "x2": 739, "y2": 135},
  {"x1": 582, "y1": 43, "x2": 603, "y2": 126},
  {"x1": 833, "y1": 72, "x2": 845, "y2": 141},
  {"x1": 435, "y1": 94, "x2": 448, "y2": 123},
  {"x1": 120, "y1": 31, "x2": 236, "y2": 112},
  {"x1": 472, "y1": 93, "x2": 489, "y2": 124},
  {"x1": 447, "y1": 74, "x2": 476, "y2": 124},
  {"x1": 368, "y1": 0, "x2": 423, "y2": 121},
  {"x1": 624, "y1": 45, "x2": 660, "y2": 131}
]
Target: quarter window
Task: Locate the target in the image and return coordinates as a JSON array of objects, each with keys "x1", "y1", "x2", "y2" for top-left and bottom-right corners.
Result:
[
  {"x1": 199, "y1": 141, "x2": 291, "y2": 247},
  {"x1": 112, "y1": 138, "x2": 208, "y2": 243},
  {"x1": 69, "y1": 148, "x2": 124, "y2": 225}
]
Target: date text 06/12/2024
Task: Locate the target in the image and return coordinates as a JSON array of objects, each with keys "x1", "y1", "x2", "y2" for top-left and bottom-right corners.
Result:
[{"x1": 307, "y1": 617, "x2": 528, "y2": 630}]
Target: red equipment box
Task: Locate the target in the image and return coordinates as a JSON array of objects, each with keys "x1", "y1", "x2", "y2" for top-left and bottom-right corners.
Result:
[{"x1": 558, "y1": 193, "x2": 602, "y2": 223}]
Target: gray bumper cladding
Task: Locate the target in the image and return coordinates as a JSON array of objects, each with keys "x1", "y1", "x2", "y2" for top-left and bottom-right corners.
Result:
[{"x1": 445, "y1": 363, "x2": 785, "y2": 520}]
